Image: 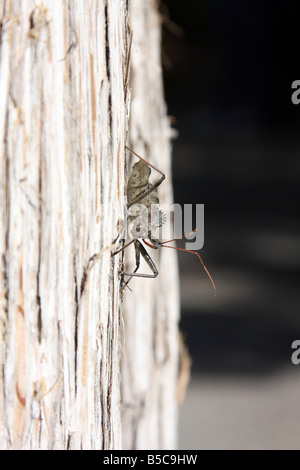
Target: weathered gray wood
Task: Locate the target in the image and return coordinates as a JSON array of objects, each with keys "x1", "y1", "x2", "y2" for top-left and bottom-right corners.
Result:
[
  {"x1": 0, "y1": 0, "x2": 179, "y2": 450},
  {"x1": 0, "y1": 0, "x2": 130, "y2": 450},
  {"x1": 121, "y1": 0, "x2": 180, "y2": 450}
]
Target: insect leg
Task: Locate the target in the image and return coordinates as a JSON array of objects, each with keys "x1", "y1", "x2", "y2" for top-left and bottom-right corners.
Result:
[
  {"x1": 125, "y1": 146, "x2": 166, "y2": 208},
  {"x1": 112, "y1": 238, "x2": 135, "y2": 256},
  {"x1": 123, "y1": 240, "x2": 158, "y2": 279},
  {"x1": 112, "y1": 220, "x2": 126, "y2": 245}
]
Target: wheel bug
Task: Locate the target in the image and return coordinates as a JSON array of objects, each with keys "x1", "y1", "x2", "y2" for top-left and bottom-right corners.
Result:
[{"x1": 113, "y1": 146, "x2": 216, "y2": 296}]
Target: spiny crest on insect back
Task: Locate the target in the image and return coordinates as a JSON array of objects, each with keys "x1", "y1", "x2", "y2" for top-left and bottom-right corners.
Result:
[
  {"x1": 113, "y1": 146, "x2": 216, "y2": 295},
  {"x1": 146, "y1": 186, "x2": 166, "y2": 230},
  {"x1": 127, "y1": 160, "x2": 166, "y2": 235},
  {"x1": 159, "y1": 210, "x2": 167, "y2": 227}
]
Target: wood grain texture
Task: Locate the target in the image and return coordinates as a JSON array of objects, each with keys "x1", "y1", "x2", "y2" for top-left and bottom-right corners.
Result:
[
  {"x1": 0, "y1": 0, "x2": 179, "y2": 450},
  {"x1": 0, "y1": 0, "x2": 129, "y2": 449},
  {"x1": 121, "y1": 0, "x2": 180, "y2": 450}
]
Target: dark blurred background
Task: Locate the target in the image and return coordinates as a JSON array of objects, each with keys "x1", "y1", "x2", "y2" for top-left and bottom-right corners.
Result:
[{"x1": 161, "y1": 0, "x2": 300, "y2": 449}]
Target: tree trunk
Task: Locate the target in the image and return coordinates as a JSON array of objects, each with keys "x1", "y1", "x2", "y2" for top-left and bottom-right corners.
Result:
[
  {"x1": 0, "y1": 0, "x2": 179, "y2": 450},
  {"x1": 121, "y1": 1, "x2": 180, "y2": 450}
]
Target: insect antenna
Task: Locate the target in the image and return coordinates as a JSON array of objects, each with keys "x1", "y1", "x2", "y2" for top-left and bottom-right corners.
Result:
[
  {"x1": 144, "y1": 228, "x2": 216, "y2": 297},
  {"x1": 125, "y1": 145, "x2": 165, "y2": 208},
  {"x1": 125, "y1": 145, "x2": 165, "y2": 177}
]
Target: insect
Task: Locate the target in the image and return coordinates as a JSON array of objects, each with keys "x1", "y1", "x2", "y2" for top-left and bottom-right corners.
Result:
[{"x1": 113, "y1": 146, "x2": 216, "y2": 296}]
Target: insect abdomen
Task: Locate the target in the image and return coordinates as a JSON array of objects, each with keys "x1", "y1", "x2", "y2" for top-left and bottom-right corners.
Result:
[{"x1": 127, "y1": 161, "x2": 151, "y2": 205}]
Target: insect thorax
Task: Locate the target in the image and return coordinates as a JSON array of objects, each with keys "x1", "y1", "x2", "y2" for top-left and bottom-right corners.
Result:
[{"x1": 127, "y1": 162, "x2": 166, "y2": 239}]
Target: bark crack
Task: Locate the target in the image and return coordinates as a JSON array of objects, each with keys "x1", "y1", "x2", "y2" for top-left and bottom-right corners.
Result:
[
  {"x1": 74, "y1": 255, "x2": 79, "y2": 394},
  {"x1": 104, "y1": 3, "x2": 112, "y2": 135},
  {"x1": 36, "y1": 106, "x2": 43, "y2": 343},
  {"x1": 1, "y1": 108, "x2": 10, "y2": 339}
]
